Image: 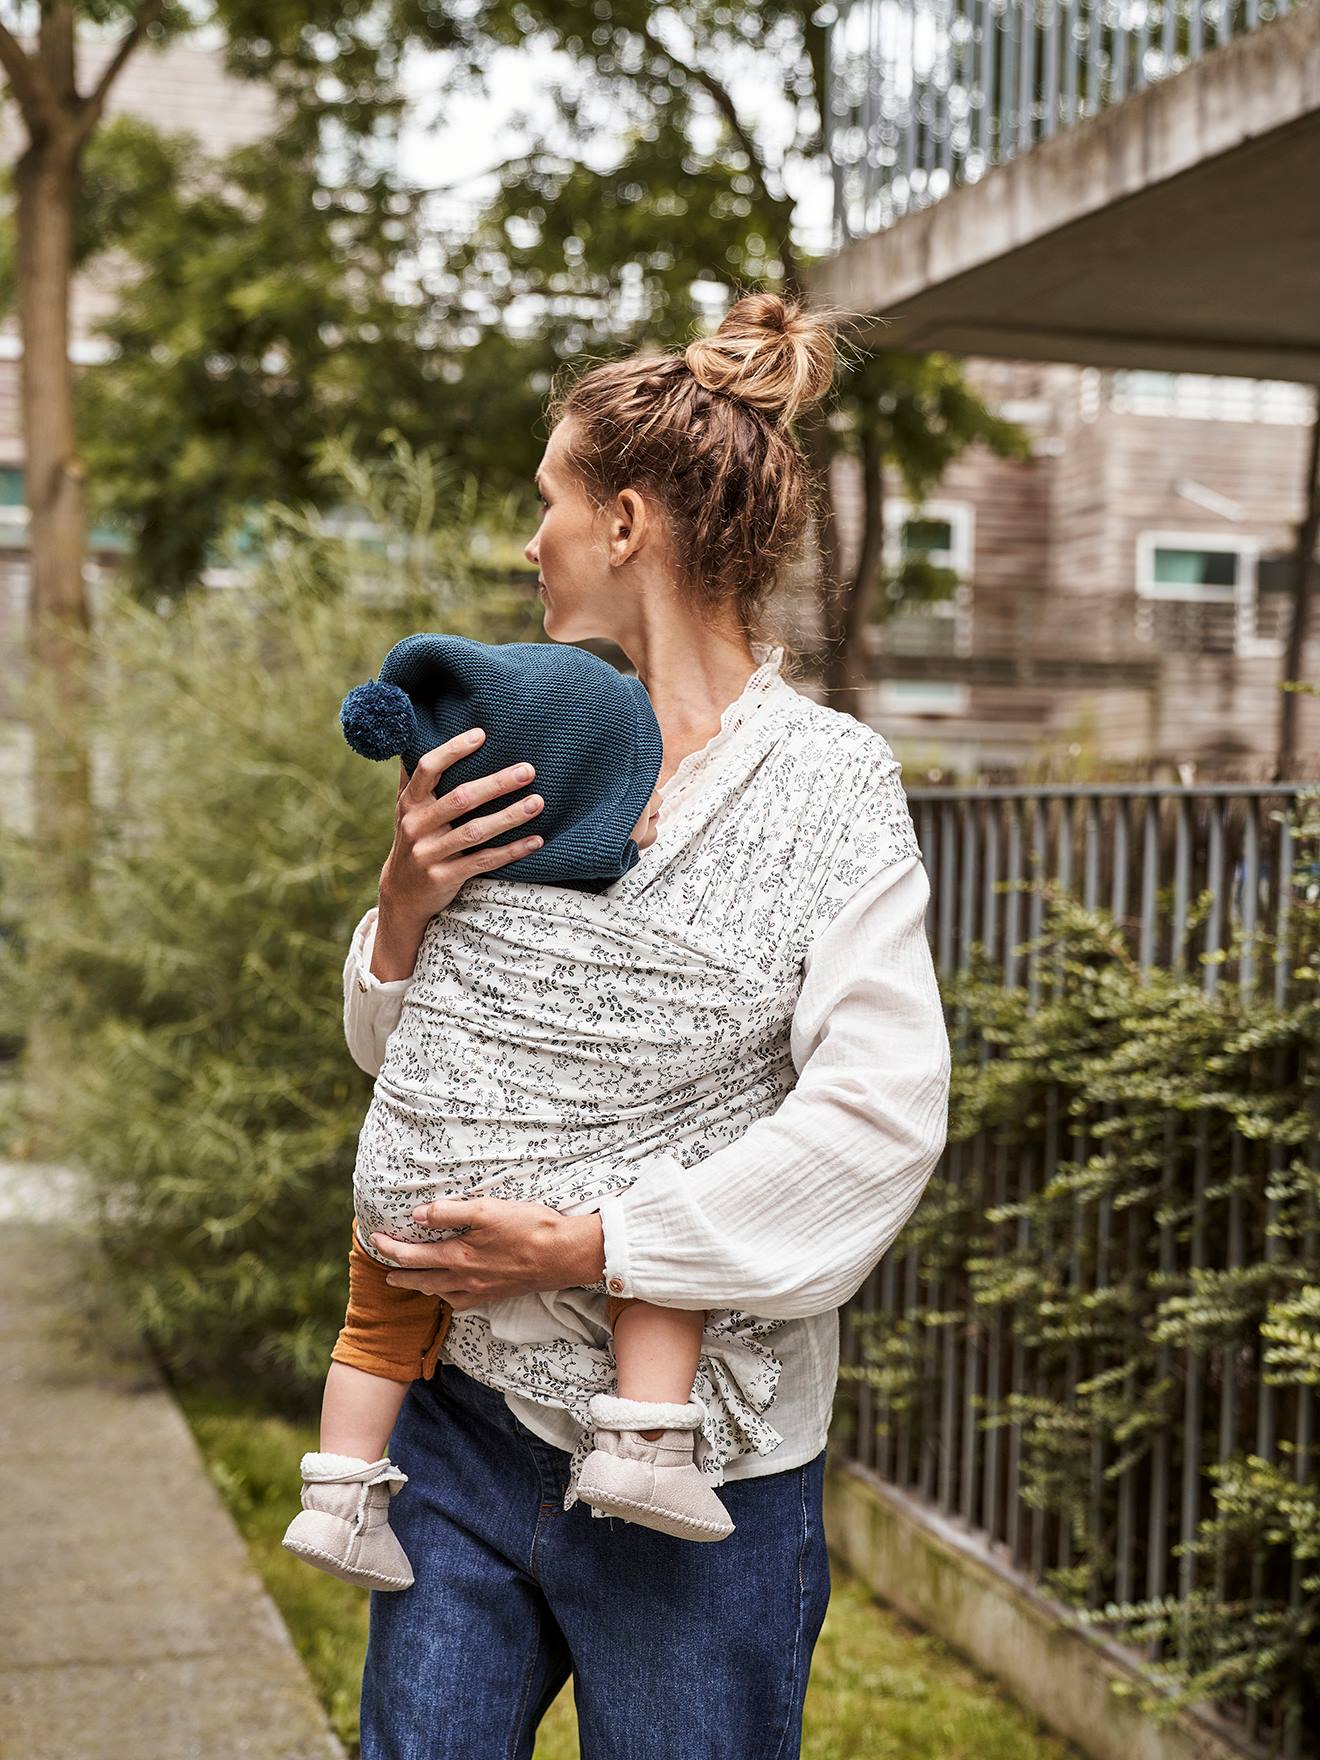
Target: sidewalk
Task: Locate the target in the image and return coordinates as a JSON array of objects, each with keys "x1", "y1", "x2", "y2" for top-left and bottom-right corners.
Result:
[{"x1": 0, "y1": 1160, "x2": 346, "y2": 1760}]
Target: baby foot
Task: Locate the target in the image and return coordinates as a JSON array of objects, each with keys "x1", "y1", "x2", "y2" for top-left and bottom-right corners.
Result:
[
  {"x1": 281, "y1": 1451, "x2": 414, "y2": 1590},
  {"x1": 575, "y1": 1393, "x2": 735, "y2": 1542}
]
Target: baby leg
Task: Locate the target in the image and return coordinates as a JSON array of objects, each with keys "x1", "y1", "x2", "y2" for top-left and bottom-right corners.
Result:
[
  {"x1": 608, "y1": 1298, "x2": 705, "y2": 1437},
  {"x1": 282, "y1": 1221, "x2": 446, "y2": 1592},
  {"x1": 576, "y1": 1297, "x2": 735, "y2": 1541},
  {"x1": 283, "y1": 1359, "x2": 416, "y2": 1592},
  {"x1": 321, "y1": 1359, "x2": 410, "y2": 1463}
]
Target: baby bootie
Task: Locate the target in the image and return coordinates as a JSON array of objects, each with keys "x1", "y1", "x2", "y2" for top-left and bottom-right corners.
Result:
[
  {"x1": 575, "y1": 1392, "x2": 735, "y2": 1542},
  {"x1": 281, "y1": 1451, "x2": 414, "y2": 1591}
]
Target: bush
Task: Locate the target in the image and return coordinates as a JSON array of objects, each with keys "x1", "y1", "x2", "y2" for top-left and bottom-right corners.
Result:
[
  {"x1": 1, "y1": 437, "x2": 543, "y2": 1410},
  {"x1": 841, "y1": 788, "x2": 1320, "y2": 1741}
]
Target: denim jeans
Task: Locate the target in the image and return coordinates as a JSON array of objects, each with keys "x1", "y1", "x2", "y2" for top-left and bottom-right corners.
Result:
[{"x1": 359, "y1": 1360, "x2": 832, "y2": 1760}]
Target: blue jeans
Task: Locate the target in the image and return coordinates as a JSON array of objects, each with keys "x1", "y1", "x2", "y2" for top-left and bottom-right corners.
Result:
[{"x1": 360, "y1": 1361, "x2": 832, "y2": 1760}]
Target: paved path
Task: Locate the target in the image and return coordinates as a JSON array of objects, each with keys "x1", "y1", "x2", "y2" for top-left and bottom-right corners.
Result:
[{"x1": 0, "y1": 1160, "x2": 346, "y2": 1760}]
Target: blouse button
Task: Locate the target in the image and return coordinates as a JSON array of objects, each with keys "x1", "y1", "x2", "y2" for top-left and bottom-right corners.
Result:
[
  {"x1": 357, "y1": 976, "x2": 368, "y2": 993},
  {"x1": 608, "y1": 1277, "x2": 625, "y2": 1294}
]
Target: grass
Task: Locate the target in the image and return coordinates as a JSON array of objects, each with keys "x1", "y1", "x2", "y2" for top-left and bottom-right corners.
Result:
[{"x1": 176, "y1": 1386, "x2": 1080, "y2": 1760}]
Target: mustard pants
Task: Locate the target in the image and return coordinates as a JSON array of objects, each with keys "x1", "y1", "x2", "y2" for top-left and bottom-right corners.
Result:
[{"x1": 331, "y1": 1221, "x2": 633, "y2": 1384}]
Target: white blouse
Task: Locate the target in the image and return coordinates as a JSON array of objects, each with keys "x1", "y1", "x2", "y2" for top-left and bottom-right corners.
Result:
[{"x1": 342, "y1": 643, "x2": 951, "y2": 1498}]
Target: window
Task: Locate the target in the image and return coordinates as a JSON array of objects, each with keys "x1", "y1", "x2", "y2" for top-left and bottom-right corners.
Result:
[
  {"x1": 1134, "y1": 532, "x2": 1281, "y2": 658},
  {"x1": 1108, "y1": 372, "x2": 1315, "y2": 426},
  {"x1": 902, "y1": 516, "x2": 957, "y2": 556},
  {"x1": 876, "y1": 500, "x2": 974, "y2": 715},
  {"x1": 0, "y1": 467, "x2": 26, "y2": 542},
  {"x1": 880, "y1": 500, "x2": 974, "y2": 653},
  {"x1": 1150, "y1": 545, "x2": 1238, "y2": 590},
  {"x1": 879, "y1": 677, "x2": 971, "y2": 715},
  {"x1": 0, "y1": 466, "x2": 130, "y2": 554}
]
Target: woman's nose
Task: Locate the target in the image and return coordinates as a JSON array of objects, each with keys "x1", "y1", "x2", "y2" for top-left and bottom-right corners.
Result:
[{"x1": 524, "y1": 535, "x2": 537, "y2": 565}]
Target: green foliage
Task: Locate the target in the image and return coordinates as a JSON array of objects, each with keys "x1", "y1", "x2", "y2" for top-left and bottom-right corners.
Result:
[
  {"x1": 0, "y1": 439, "x2": 544, "y2": 1412},
  {"x1": 843, "y1": 790, "x2": 1320, "y2": 1736},
  {"x1": 1075, "y1": 1444, "x2": 1320, "y2": 1723},
  {"x1": 386, "y1": 0, "x2": 1032, "y2": 547},
  {"x1": 0, "y1": 4, "x2": 1027, "y2": 609},
  {"x1": 72, "y1": 112, "x2": 457, "y2": 602},
  {"x1": 1263, "y1": 1284, "x2": 1320, "y2": 1388}
]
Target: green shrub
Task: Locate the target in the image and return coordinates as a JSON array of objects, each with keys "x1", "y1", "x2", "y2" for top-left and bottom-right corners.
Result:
[
  {"x1": 841, "y1": 789, "x2": 1320, "y2": 1740},
  {"x1": 1, "y1": 437, "x2": 543, "y2": 1411}
]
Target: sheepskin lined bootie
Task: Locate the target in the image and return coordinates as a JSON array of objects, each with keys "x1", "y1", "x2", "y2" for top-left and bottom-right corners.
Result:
[
  {"x1": 281, "y1": 1452, "x2": 413, "y2": 1591},
  {"x1": 575, "y1": 1392, "x2": 735, "y2": 1542}
]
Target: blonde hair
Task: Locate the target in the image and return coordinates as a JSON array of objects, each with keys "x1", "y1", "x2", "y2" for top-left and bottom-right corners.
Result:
[{"x1": 547, "y1": 291, "x2": 843, "y2": 638}]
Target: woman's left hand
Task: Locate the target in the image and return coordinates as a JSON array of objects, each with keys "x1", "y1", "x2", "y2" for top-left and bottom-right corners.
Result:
[{"x1": 370, "y1": 1198, "x2": 606, "y2": 1310}]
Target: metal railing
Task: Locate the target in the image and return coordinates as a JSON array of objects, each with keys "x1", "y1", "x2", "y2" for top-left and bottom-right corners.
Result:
[
  {"x1": 835, "y1": 781, "x2": 1319, "y2": 1753},
  {"x1": 826, "y1": 0, "x2": 1296, "y2": 240}
]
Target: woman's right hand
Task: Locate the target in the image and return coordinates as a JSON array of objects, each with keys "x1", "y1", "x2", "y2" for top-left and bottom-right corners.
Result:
[{"x1": 370, "y1": 728, "x2": 545, "y2": 981}]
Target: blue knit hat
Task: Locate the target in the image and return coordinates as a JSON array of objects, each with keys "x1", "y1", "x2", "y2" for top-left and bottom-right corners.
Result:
[{"x1": 339, "y1": 634, "x2": 664, "y2": 890}]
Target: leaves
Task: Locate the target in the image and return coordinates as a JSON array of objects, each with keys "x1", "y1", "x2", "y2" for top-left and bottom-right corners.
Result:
[
  {"x1": 877, "y1": 815, "x2": 1320, "y2": 1727},
  {"x1": 72, "y1": 113, "x2": 451, "y2": 603},
  {"x1": 0, "y1": 442, "x2": 544, "y2": 1410}
]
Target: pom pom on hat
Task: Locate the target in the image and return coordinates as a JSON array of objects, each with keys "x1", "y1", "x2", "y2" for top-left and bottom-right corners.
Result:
[{"x1": 340, "y1": 679, "x2": 418, "y2": 761}]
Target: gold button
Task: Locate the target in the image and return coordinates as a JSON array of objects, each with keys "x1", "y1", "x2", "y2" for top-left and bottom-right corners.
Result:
[{"x1": 608, "y1": 1277, "x2": 624, "y2": 1293}]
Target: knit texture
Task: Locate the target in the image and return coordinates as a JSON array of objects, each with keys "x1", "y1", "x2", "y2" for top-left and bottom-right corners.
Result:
[{"x1": 340, "y1": 634, "x2": 664, "y2": 891}]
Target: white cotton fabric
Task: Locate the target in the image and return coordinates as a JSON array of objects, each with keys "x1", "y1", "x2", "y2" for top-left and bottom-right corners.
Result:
[{"x1": 343, "y1": 641, "x2": 951, "y2": 1510}]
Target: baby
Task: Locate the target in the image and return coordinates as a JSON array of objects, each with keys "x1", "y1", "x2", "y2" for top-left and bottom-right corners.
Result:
[{"x1": 283, "y1": 634, "x2": 733, "y2": 1595}]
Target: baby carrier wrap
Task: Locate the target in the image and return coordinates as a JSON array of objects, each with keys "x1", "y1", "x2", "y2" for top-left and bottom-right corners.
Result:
[{"x1": 352, "y1": 649, "x2": 921, "y2": 1510}]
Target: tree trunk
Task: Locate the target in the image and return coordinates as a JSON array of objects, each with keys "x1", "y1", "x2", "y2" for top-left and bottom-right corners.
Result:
[
  {"x1": 1276, "y1": 404, "x2": 1320, "y2": 783},
  {"x1": 799, "y1": 406, "x2": 843, "y2": 676},
  {"x1": 14, "y1": 123, "x2": 93, "y2": 1151},
  {"x1": 819, "y1": 426, "x2": 885, "y2": 714},
  {"x1": 778, "y1": 248, "x2": 870, "y2": 718}
]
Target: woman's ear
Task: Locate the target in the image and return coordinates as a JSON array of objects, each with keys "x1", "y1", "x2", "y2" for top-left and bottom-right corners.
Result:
[{"x1": 609, "y1": 487, "x2": 648, "y2": 567}]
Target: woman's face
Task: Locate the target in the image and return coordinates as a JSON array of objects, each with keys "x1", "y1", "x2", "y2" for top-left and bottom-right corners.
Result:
[
  {"x1": 525, "y1": 419, "x2": 661, "y2": 854},
  {"x1": 524, "y1": 418, "x2": 629, "y2": 644}
]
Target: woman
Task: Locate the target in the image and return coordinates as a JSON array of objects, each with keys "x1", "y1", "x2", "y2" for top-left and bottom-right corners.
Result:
[{"x1": 342, "y1": 292, "x2": 952, "y2": 1759}]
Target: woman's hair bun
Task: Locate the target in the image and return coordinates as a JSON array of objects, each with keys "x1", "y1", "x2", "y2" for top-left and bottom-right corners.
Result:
[{"x1": 683, "y1": 292, "x2": 839, "y2": 427}]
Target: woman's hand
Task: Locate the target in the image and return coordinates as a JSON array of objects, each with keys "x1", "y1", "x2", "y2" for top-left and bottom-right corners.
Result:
[
  {"x1": 370, "y1": 1198, "x2": 607, "y2": 1309},
  {"x1": 371, "y1": 730, "x2": 548, "y2": 979}
]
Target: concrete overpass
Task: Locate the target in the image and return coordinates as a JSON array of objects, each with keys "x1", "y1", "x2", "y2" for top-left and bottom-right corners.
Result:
[{"x1": 813, "y1": 0, "x2": 1320, "y2": 381}]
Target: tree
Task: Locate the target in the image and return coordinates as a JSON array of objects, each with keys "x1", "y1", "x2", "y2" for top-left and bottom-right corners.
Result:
[
  {"x1": 0, "y1": 438, "x2": 543, "y2": 1389},
  {"x1": 419, "y1": 0, "x2": 1028, "y2": 707},
  {"x1": 1, "y1": 4, "x2": 168, "y2": 912},
  {"x1": 824, "y1": 349, "x2": 1028, "y2": 703},
  {"x1": 1276, "y1": 404, "x2": 1320, "y2": 782},
  {"x1": 0, "y1": 0, "x2": 470, "y2": 771},
  {"x1": 0, "y1": 0, "x2": 461, "y2": 1146},
  {"x1": 74, "y1": 113, "x2": 453, "y2": 602}
]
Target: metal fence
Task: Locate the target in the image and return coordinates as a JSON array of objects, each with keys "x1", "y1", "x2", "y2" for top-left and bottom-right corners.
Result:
[
  {"x1": 826, "y1": 0, "x2": 1297, "y2": 239},
  {"x1": 834, "y1": 782, "x2": 1319, "y2": 1753}
]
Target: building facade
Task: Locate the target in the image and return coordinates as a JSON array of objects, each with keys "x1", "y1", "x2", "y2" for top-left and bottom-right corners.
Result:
[{"x1": 830, "y1": 360, "x2": 1320, "y2": 780}]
